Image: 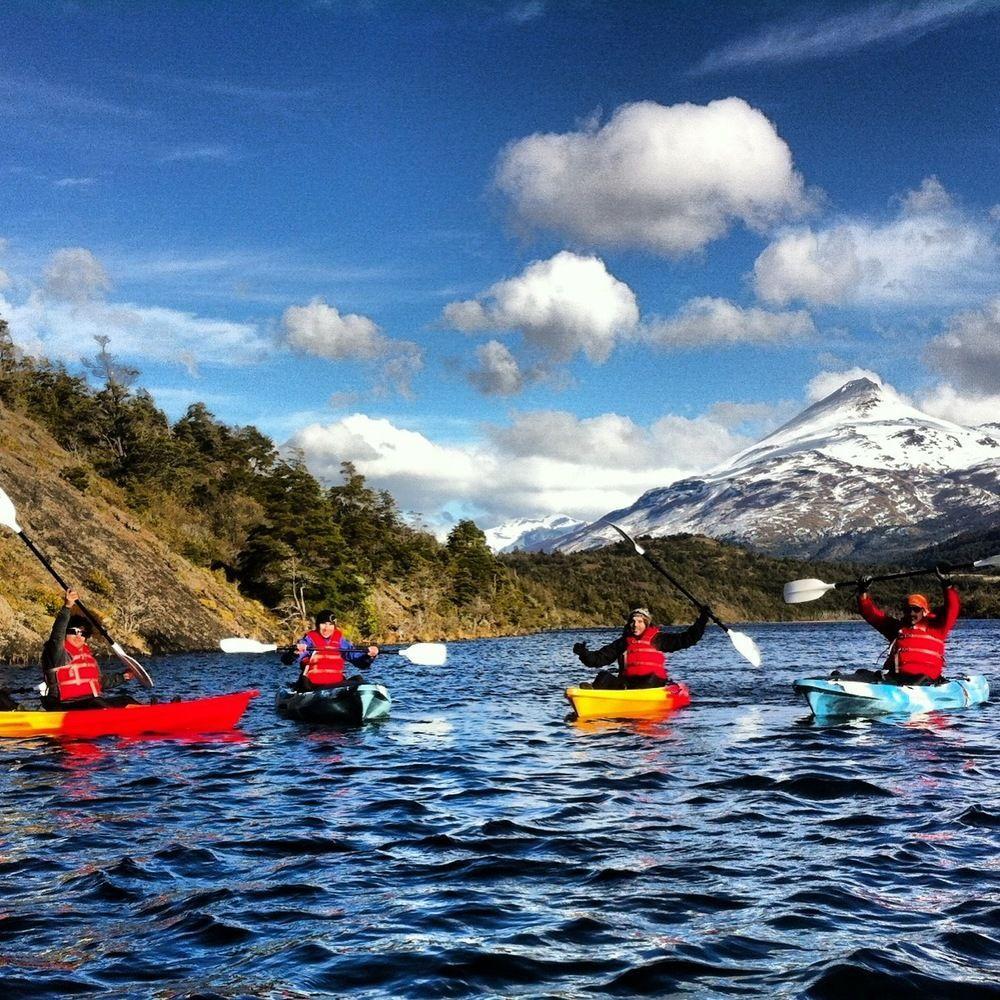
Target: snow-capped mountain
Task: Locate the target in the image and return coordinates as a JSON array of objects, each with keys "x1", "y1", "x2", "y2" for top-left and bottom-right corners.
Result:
[
  {"x1": 484, "y1": 514, "x2": 586, "y2": 553},
  {"x1": 552, "y1": 378, "x2": 1000, "y2": 561}
]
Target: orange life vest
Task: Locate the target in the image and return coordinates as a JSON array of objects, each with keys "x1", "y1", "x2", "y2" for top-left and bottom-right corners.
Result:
[
  {"x1": 53, "y1": 644, "x2": 102, "y2": 701},
  {"x1": 891, "y1": 625, "x2": 945, "y2": 680},
  {"x1": 302, "y1": 629, "x2": 346, "y2": 685},
  {"x1": 620, "y1": 626, "x2": 667, "y2": 680}
]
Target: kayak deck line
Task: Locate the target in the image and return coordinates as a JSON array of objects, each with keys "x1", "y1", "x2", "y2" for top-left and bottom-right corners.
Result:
[{"x1": 0, "y1": 690, "x2": 259, "y2": 739}]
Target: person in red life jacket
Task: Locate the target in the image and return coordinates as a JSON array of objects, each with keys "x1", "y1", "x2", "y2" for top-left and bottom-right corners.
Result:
[
  {"x1": 572, "y1": 605, "x2": 709, "y2": 690},
  {"x1": 41, "y1": 588, "x2": 136, "y2": 710},
  {"x1": 855, "y1": 566, "x2": 960, "y2": 685},
  {"x1": 282, "y1": 609, "x2": 379, "y2": 691}
]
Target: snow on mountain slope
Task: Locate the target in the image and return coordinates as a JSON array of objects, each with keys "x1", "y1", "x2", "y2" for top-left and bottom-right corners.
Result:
[
  {"x1": 552, "y1": 378, "x2": 1000, "y2": 560},
  {"x1": 484, "y1": 514, "x2": 586, "y2": 553}
]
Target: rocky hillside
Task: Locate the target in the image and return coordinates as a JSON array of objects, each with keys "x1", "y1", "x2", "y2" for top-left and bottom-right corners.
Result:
[{"x1": 0, "y1": 405, "x2": 278, "y2": 661}]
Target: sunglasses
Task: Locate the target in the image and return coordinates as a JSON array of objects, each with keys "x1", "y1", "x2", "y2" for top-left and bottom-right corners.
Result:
[{"x1": 68, "y1": 627, "x2": 88, "y2": 635}]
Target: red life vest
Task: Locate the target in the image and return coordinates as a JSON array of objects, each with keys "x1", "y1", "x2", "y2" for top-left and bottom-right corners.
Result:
[
  {"x1": 891, "y1": 624, "x2": 945, "y2": 680},
  {"x1": 53, "y1": 644, "x2": 102, "y2": 701},
  {"x1": 302, "y1": 629, "x2": 346, "y2": 685},
  {"x1": 620, "y1": 626, "x2": 667, "y2": 680}
]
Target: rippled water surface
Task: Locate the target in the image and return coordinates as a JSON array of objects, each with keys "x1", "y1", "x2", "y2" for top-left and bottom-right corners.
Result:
[{"x1": 1, "y1": 620, "x2": 997, "y2": 998}]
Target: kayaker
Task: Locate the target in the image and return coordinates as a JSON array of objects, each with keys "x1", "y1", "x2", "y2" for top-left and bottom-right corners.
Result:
[
  {"x1": 41, "y1": 588, "x2": 137, "y2": 710},
  {"x1": 572, "y1": 605, "x2": 709, "y2": 689},
  {"x1": 855, "y1": 566, "x2": 960, "y2": 685},
  {"x1": 283, "y1": 610, "x2": 379, "y2": 691}
]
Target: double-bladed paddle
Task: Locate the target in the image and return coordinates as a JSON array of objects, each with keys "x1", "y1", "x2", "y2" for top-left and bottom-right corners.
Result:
[
  {"x1": 219, "y1": 636, "x2": 448, "y2": 666},
  {"x1": 783, "y1": 554, "x2": 1000, "y2": 605},
  {"x1": 0, "y1": 483, "x2": 154, "y2": 687},
  {"x1": 605, "y1": 522, "x2": 763, "y2": 668}
]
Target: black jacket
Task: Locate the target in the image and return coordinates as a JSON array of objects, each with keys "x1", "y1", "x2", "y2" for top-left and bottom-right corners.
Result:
[
  {"x1": 41, "y1": 606, "x2": 128, "y2": 694},
  {"x1": 577, "y1": 609, "x2": 709, "y2": 670}
]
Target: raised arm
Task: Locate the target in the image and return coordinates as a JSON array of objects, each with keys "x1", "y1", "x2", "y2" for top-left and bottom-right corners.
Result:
[{"x1": 656, "y1": 607, "x2": 710, "y2": 653}]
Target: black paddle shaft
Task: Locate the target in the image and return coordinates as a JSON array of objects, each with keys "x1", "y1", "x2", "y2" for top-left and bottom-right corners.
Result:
[
  {"x1": 834, "y1": 559, "x2": 980, "y2": 590},
  {"x1": 17, "y1": 530, "x2": 116, "y2": 647},
  {"x1": 608, "y1": 524, "x2": 732, "y2": 631}
]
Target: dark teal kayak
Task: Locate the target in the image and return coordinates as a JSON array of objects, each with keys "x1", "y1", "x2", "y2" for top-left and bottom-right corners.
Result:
[
  {"x1": 275, "y1": 683, "x2": 391, "y2": 726},
  {"x1": 793, "y1": 675, "x2": 989, "y2": 718}
]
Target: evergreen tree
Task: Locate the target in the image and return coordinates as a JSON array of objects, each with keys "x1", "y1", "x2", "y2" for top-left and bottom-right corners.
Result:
[{"x1": 445, "y1": 520, "x2": 497, "y2": 606}]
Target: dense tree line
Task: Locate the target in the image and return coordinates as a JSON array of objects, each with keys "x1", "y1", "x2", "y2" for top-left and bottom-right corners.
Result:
[{"x1": 0, "y1": 321, "x2": 509, "y2": 631}]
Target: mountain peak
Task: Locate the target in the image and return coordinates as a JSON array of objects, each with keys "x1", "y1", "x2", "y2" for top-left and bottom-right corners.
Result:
[
  {"x1": 776, "y1": 376, "x2": 888, "y2": 432},
  {"x1": 550, "y1": 376, "x2": 1000, "y2": 559}
]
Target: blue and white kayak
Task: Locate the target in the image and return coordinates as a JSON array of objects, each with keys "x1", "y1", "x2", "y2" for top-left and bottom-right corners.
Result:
[
  {"x1": 275, "y1": 683, "x2": 391, "y2": 726},
  {"x1": 793, "y1": 675, "x2": 990, "y2": 718}
]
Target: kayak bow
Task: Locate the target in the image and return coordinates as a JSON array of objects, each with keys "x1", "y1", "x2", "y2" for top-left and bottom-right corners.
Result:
[{"x1": 0, "y1": 690, "x2": 259, "y2": 739}]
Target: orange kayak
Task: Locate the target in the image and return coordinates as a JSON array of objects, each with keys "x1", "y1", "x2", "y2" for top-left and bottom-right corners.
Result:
[
  {"x1": 0, "y1": 690, "x2": 259, "y2": 739},
  {"x1": 565, "y1": 682, "x2": 691, "y2": 720}
]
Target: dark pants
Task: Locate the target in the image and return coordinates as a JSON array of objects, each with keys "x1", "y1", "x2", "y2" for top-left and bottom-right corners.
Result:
[
  {"x1": 593, "y1": 670, "x2": 667, "y2": 690},
  {"x1": 833, "y1": 669, "x2": 937, "y2": 686}
]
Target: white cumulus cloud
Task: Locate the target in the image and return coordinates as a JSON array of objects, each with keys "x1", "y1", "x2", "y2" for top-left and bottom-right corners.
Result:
[
  {"x1": 43, "y1": 247, "x2": 111, "y2": 303},
  {"x1": 643, "y1": 296, "x2": 816, "y2": 348},
  {"x1": 468, "y1": 340, "x2": 526, "y2": 396},
  {"x1": 442, "y1": 251, "x2": 639, "y2": 363},
  {"x1": 283, "y1": 297, "x2": 386, "y2": 360},
  {"x1": 753, "y1": 177, "x2": 999, "y2": 307},
  {"x1": 918, "y1": 383, "x2": 1000, "y2": 427},
  {"x1": 287, "y1": 405, "x2": 757, "y2": 532},
  {"x1": 496, "y1": 98, "x2": 811, "y2": 257},
  {"x1": 924, "y1": 296, "x2": 1000, "y2": 396},
  {"x1": 282, "y1": 296, "x2": 423, "y2": 397}
]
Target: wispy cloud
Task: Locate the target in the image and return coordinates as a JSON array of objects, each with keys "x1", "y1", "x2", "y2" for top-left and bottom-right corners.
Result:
[
  {"x1": 0, "y1": 74, "x2": 144, "y2": 118},
  {"x1": 694, "y1": 0, "x2": 998, "y2": 73},
  {"x1": 53, "y1": 176, "x2": 97, "y2": 188},
  {"x1": 141, "y1": 72, "x2": 318, "y2": 106},
  {"x1": 160, "y1": 144, "x2": 236, "y2": 164},
  {"x1": 505, "y1": 1, "x2": 545, "y2": 24}
]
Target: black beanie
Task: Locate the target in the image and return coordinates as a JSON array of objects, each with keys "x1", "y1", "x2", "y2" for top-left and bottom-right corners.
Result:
[
  {"x1": 67, "y1": 615, "x2": 92, "y2": 637},
  {"x1": 315, "y1": 609, "x2": 336, "y2": 626}
]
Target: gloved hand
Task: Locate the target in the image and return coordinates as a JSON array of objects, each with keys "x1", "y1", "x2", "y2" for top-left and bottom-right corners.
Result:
[
  {"x1": 697, "y1": 603, "x2": 712, "y2": 620},
  {"x1": 572, "y1": 642, "x2": 588, "y2": 657},
  {"x1": 935, "y1": 562, "x2": 953, "y2": 585},
  {"x1": 856, "y1": 575, "x2": 873, "y2": 594}
]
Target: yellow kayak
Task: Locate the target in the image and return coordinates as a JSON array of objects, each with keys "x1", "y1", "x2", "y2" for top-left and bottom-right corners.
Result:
[{"x1": 565, "y1": 682, "x2": 691, "y2": 720}]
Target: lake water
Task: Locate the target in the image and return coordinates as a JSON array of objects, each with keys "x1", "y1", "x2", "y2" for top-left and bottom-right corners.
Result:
[{"x1": 0, "y1": 620, "x2": 997, "y2": 998}]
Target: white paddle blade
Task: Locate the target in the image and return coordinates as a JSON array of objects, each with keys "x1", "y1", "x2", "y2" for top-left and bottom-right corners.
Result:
[
  {"x1": 606, "y1": 521, "x2": 645, "y2": 555},
  {"x1": 0, "y1": 487, "x2": 22, "y2": 533},
  {"x1": 782, "y1": 578, "x2": 838, "y2": 604},
  {"x1": 973, "y1": 554, "x2": 1000, "y2": 568},
  {"x1": 727, "y1": 629, "x2": 762, "y2": 668},
  {"x1": 219, "y1": 637, "x2": 278, "y2": 654},
  {"x1": 396, "y1": 642, "x2": 447, "y2": 666},
  {"x1": 111, "y1": 642, "x2": 154, "y2": 688}
]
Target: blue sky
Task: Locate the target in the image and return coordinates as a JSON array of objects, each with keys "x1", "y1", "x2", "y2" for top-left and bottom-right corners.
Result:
[{"x1": 2, "y1": 0, "x2": 998, "y2": 532}]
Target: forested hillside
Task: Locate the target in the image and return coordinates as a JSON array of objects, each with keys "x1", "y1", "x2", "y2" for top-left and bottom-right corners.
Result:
[{"x1": 1, "y1": 317, "x2": 996, "y2": 662}]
